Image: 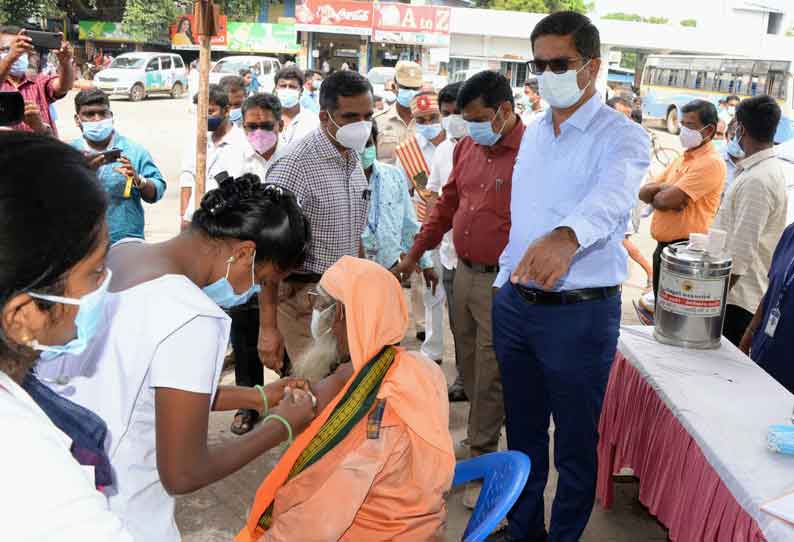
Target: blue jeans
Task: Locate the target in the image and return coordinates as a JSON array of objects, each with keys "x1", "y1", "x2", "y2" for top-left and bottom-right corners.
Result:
[{"x1": 493, "y1": 284, "x2": 621, "y2": 541}]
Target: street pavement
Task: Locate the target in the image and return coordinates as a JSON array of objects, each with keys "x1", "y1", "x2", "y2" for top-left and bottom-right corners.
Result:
[{"x1": 53, "y1": 92, "x2": 674, "y2": 541}]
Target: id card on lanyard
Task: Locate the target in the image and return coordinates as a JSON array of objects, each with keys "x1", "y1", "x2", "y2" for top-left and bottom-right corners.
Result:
[
  {"x1": 765, "y1": 257, "x2": 794, "y2": 338},
  {"x1": 365, "y1": 171, "x2": 382, "y2": 260}
]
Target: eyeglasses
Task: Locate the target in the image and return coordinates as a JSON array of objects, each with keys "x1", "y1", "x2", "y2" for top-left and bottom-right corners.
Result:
[
  {"x1": 244, "y1": 122, "x2": 275, "y2": 131},
  {"x1": 528, "y1": 57, "x2": 589, "y2": 75}
]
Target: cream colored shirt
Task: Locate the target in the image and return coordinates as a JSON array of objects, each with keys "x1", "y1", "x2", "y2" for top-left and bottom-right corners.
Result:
[{"x1": 714, "y1": 147, "x2": 792, "y2": 313}]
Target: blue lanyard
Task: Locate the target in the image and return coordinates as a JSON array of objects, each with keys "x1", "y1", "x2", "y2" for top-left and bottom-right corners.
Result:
[
  {"x1": 774, "y1": 256, "x2": 794, "y2": 308},
  {"x1": 367, "y1": 167, "x2": 382, "y2": 237}
]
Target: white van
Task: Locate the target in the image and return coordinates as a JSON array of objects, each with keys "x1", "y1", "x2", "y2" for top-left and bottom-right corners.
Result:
[
  {"x1": 208, "y1": 55, "x2": 281, "y2": 91},
  {"x1": 94, "y1": 52, "x2": 187, "y2": 102}
]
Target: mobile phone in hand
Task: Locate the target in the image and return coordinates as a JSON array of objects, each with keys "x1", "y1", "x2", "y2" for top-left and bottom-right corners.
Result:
[
  {"x1": 0, "y1": 92, "x2": 24, "y2": 126},
  {"x1": 99, "y1": 148, "x2": 123, "y2": 162},
  {"x1": 26, "y1": 30, "x2": 62, "y2": 50}
]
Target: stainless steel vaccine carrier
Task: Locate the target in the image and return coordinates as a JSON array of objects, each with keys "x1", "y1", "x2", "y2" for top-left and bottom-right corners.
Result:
[{"x1": 654, "y1": 242, "x2": 733, "y2": 349}]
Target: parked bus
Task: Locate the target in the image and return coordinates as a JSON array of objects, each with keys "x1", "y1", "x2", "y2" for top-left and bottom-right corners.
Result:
[{"x1": 640, "y1": 54, "x2": 794, "y2": 143}]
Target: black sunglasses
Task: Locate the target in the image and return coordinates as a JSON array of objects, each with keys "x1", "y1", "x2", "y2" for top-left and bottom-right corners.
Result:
[
  {"x1": 244, "y1": 122, "x2": 275, "y2": 131},
  {"x1": 528, "y1": 57, "x2": 589, "y2": 75}
]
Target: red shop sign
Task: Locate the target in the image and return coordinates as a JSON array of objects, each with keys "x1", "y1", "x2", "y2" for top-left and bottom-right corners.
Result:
[
  {"x1": 372, "y1": 3, "x2": 451, "y2": 35},
  {"x1": 295, "y1": 0, "x2": 374, "y2": 34}
]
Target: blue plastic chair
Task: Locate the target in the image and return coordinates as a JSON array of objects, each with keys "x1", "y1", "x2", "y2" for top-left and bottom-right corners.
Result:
[{"x1": 452, "y1": 451, "x2": 531, "y2": 542}]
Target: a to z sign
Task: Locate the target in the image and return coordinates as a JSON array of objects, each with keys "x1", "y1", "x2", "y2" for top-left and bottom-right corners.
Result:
[{"x1": 373, "y1": 3, "x2": 451, "y2": 35}]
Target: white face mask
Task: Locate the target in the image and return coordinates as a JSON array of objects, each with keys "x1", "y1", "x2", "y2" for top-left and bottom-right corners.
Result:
[
  {"x1": 310, "y1": 304, "x2": 336, "y2": 339},
  {"x1": 442, "y1": 114, "x2": 468, "y2": 139},
  {"x1": 538, "y1": 59, "x2": 592, "y2": 110},
  {"x1": 679, "y1": 125, "x2": 710, "y2": 150},
  {"x1": 326, "y1": 112, "x2": 372, "y2": 153}
]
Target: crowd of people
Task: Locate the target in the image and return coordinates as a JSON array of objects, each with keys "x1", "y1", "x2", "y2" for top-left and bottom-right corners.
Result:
[{"x1": 3, "y1": 9, "x2": 794, "y2": 542}]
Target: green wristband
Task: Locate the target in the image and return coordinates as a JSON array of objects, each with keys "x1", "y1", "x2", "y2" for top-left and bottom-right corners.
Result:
[
  {"x1": 264, "y1": 413, "x2": 293, "y2": 444},
  {"x1": 255, "y1": 385, "x2": 269, "y2": 417}
]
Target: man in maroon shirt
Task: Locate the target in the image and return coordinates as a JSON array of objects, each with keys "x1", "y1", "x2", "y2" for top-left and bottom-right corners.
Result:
[
  {"x1": 0, "y1": 26, "x2": 74, "y2": 136},
  {"x1": 393, "y1": 70, "x2": 524, "y2": 508}
]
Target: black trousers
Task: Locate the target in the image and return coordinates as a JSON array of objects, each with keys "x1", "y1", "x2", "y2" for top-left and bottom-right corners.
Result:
[
  {"x1": 723, "y1": 304, "x2": 754, "y2": 347},
  {"x1": 653, "y1": 239, "x2": 688, "y2": 300},
  {"x1": 229, "y1": 301, "x2": 263, "y2": 389}
]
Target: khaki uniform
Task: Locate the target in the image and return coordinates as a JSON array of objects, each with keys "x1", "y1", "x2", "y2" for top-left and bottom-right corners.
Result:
[{"x1": 374, "y1": 103, "x2": 414, "y2": 165}]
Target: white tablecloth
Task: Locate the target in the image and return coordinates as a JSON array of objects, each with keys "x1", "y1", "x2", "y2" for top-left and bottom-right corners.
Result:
[{"x1": 619, "y1": 326, "x2": 794, "y2": 541}]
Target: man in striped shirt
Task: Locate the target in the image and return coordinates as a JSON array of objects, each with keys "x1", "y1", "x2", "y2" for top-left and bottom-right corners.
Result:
[{"x1": 714, "y1": 95, "x2": 794, "y2": 345}]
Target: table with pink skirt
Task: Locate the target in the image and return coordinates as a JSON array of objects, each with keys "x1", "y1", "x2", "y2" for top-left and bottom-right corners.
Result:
[{"x1": 596, "y1": 326, "x2": 794, "y2": 541}]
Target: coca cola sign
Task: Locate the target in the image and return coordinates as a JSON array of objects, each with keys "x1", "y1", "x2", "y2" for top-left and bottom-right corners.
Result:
[{"x1": 295, "y1": 0, "x2": 374, "y2": 36}]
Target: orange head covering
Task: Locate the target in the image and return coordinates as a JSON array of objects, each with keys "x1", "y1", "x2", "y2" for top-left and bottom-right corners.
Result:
[{"x1": 237, "y1": 257, "x2": 452, "y2": 542}]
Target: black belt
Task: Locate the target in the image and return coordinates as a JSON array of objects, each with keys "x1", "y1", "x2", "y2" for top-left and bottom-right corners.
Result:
[
  {"x1": 285, "y1": 272, "x2": 322, "y2": 284},
  {"x1": 460, "y1": 258, "x2": 498, "y2": 274},
  {"x1": 515, "y1": 284, "x2": 621, "y2": 305}
]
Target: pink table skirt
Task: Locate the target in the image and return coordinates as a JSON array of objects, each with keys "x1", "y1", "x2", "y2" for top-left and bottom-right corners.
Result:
[{"x1": 596, "y1": 353, "x2": 767, "y2": 542}]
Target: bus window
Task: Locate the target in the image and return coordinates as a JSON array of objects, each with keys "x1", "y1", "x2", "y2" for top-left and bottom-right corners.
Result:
[
  {"x1": 716, "y1": 72, "x2": 734, "y2": 93},
  {"x1": 751, "y1": 75, "x2": 766, "y2": 96},
  {"x1": 735, "y1": 73, "x2": 751, "y2": 95},
  {"x1": 643, "y1": 66, "x2": 656, "y2": 85},
  {"x1": 674, "y1": 69, "x2": 687, "y2": 87},
  {"x1": 705, "y1": 71, "x2": 717, "y2": 91},
  {"x1": 768, "y1": 72, "x2": 786, "y2": 99}
]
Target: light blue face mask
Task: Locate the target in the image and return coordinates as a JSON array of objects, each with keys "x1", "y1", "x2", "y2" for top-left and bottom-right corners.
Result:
[
  {"x1": 726, "y1": 131, "x2": 746, "y2": 159},
  {"x1": 202, "y1": 252, "x2": 261, "y2": 309},
  {"x1": 416, "y1": 123, "x2": 443, "y2": 141},
  {"x1": 82, "y1": 118, "x2": 114, "y2": 143},
  {"x1": 7, "y1": 53, "x2": 28, "y2": 77},
  {"x1": 712, "y1": 139, "x2": 727, "y2": 154},
  {"x1": 397, "y1": 88, "x2": 417, "y2": 108},
  {"x1": 229, "y1": 108, "x2": 243, "y2": 126},
  {"x1": 466, "y1": 106, "x2": 505, "y2": 147},
  {"x1": 28, "y1": 269, "x2": 113, "y2": 361}
]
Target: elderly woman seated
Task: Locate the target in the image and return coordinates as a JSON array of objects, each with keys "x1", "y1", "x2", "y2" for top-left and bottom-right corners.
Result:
[{"x1": 237, "y1": 256, "x2": 454, "y2": 542}]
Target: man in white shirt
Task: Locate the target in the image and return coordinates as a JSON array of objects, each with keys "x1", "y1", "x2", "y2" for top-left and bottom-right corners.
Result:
[
  {"x1": 396, "y1": 91, "x2": 447, "y2": 363},
  {"x1": 240, "y1": 93, "x2": 288, "y2": 179},
  {"x1": 713, "y1": 95, "x2": 793, "y2": 346},
  {"x1": 427, "y1": 82, "x2": 468, "y2": 401},
  {"x1": 179, "y1": 84, "x2": 249, "y2": 224},
  {"x1": 228, "y1": 92, "x2": 291, "y2": 434},
  {"x1": 274, "y1": 66, "x2": 320, "y2": 149}
]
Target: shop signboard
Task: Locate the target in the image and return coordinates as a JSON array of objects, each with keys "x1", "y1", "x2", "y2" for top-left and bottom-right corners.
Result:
[
  {"x1": 372, "y1": 3, "x2": 450, "y2": 45},
  {"x1": 79, "y1": 21, "x2": 143, "y2": 43},
  {"x1": 295, "y1": 0, "x2": 374, "y2": 36},
  {"x1": 170, "y1": 14, "x2": 228, "y2": 50},
  {"x1": 227, "y1": 22, "x2": 299, "y2": 53}
]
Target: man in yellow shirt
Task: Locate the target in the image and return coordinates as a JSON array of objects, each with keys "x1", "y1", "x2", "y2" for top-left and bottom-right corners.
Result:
[{"x1": 639, "y1": 99, "x2": 727, "y2": 299}]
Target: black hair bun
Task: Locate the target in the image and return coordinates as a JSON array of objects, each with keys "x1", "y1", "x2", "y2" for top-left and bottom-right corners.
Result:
[{"x1": 199, "y1": 173, "x2": 262, "y2": 216}]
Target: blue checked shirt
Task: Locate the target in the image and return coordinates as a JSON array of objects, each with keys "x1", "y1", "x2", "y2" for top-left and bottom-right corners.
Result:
[
  {"x1": 72, "y1": 132, "x2": 166, "y2": 245},
  {"x1": 496, "y1": 94, "x2": 650, "y2": 290},
  {"x1": 362, "y1": 161, "x2": 433, "y2": 270}
]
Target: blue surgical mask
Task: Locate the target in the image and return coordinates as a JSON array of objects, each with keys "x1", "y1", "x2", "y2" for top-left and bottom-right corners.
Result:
[
  {"x1": 8, "y1": 53, "x2": 28, "y2": 77},
  {"x1": 28, "y1": 269, "x2": 112, "y2": 361},
  {"x1": 229, "y1": 108, "x2": 243, "y2": 125},
  {"x1": 397, "y1": 88, "x2": 417, "y2": 108},
  {"x1": 202, "y1": 252, "x2": 261, "y2": 309},
  {"x1": 727, "y1": 106, "x2": 736, "y2": 117},
  {"x1": 466, "y1": 106, "x2": 505, "y2": 146},
  {"x1": 312, "y1": 79, "x2": 322, "y2": 91},
  {"x1": 727, "y1": 132, "x2": 746, "y2": 160},
  {"x1": 81, "y1": 118, "x2": 114, "y2": 142},
  {"x1": 416, "y1": 123, "x2": 443, "y2": 141}
]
